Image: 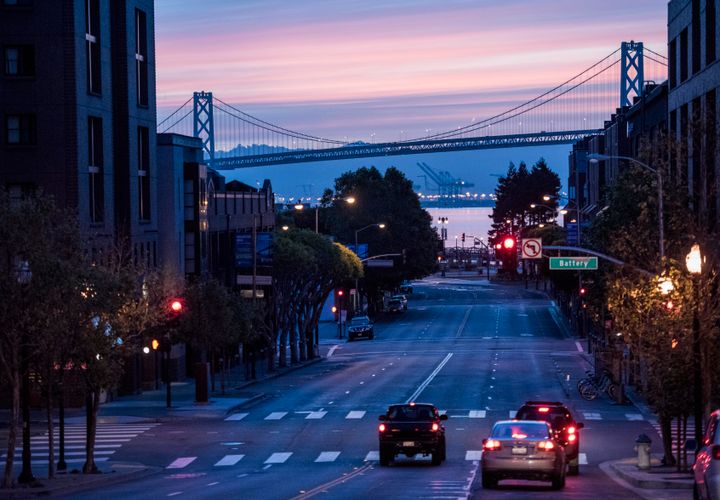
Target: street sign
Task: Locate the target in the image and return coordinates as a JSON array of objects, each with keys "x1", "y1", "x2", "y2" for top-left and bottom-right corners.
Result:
[
  {"x1": 366, "y1": 259, "x2": 394, "y2": 268},
  {"x1": 521, "y1": 238, "x2": 542, "y2": 259},
  {"x1": 549, "y1": 257, "x2": 598, "y2": 270}
]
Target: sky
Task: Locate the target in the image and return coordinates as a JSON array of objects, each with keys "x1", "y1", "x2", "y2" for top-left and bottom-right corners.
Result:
[{"x1": 154, "y1": 0, "x2": 669, "y2": 197}]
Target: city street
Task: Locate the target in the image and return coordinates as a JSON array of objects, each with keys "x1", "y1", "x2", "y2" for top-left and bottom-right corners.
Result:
[{"x1": 60, "y1": 277, "x2": 675, "y2": 499}]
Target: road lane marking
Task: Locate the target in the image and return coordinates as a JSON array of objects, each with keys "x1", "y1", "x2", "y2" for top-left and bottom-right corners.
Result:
[
  {"x1": 579, "y1": 453, "x2": 588, "y2": 465},
  {"x1": 465, "y1": 450, "x2": 483, "y2": 461},
  {"x1": 214, "y1": 455, "x2": 244, "y2": 466},
  {"x1": 327, "y1": 345, "x2": 340, "y2": 357},
  {"x1": 265, "y1": 412, "x2": 287, "y2": 420},
  {"x1": 455, "y1": 307, "x2": 473, "y2": 338},
  {"x1": 469, "y1": 410, "x2": 486, "y2": 418},
  {"x1": 364, "y1": 451, "x2": 379, "y2": 461},
  {"x1": 576, "y1": 341, "x2": 584, "y2": 352},
  {"x1": 167, "y1": 492, "x2": 183, "y2": 497},
  {"x1": 583, "y1": 412, "x2": 602, "y2": 420},
  {"x1": 265, "y1": 452, "x2": 292, "y2": 464},
  {"x1": 315, "y1": 451, "x2": 340, "y2": 463},
  {"x1": 626, "y1": 413, "x2": 644, "y2": 421},
  {"x1": 509, "y1": 411, "x2": 517, "y2": 418},
  {"x1": 306, "y1": 411, "x2": 327, "y2": 419},
  {"x1": 166, "y1": 457, "x2": 197, "y2": 469},
  {"x1": 224, "y1": 413, "x2": 248, "y2": 421},
  {"x1": 290, "y1": 464, "x2": 373, "y2": 499},
  {"x1": 406, "y1": 352, "x2": 454, "y2": 403},
  {"x1": 346, "y1": 411, "x2": 365, "y2": 419},
  {"x1": 207, "y1": 482, "x2": 219, "y2": 486}
]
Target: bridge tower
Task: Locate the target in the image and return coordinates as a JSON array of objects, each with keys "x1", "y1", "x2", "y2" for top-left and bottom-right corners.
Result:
[
  {"x1": 620, "y1": 41, "x2": 644, "y2": 108},
  {"x1": 193, "y1": 91, "x2": 215, "y2": 163}
]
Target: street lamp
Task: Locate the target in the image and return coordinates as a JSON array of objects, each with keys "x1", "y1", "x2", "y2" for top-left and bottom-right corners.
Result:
[
  {"x1": 16, "y1": 259, "x2": 34, "y2": 484},
  {"x1": 588, "y1": 153, "x2": 664, "y2": 263},
  {"x1": 294, "y1": 196, "x2": 355, "y2": 233},
  {"x1": 354, "y1": 223, "x2": 386, "y2": 312},
  {"x1": 686, "y1": 243, "x2": 704, "y2": 453}
]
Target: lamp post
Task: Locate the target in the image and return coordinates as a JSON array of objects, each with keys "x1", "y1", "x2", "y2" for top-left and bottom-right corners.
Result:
[
  {"x1": 16, "y1": 259, "x2": 34, "y2": 484},
  {"x1": 294, "y1": 196, "x2": 355, "y2": 233},
  {"x1": 529, "y1": 203, "x2": 568, "y2": 225},
  {"x1": 686, "y1": 243, "x2": 704, "y2": 453},
  {"x1": 354, "y1": 223, "x2": 385, "y2": 313},
  {"x1": 588, "y1": 153, "x2": 664, "y2": 264}
]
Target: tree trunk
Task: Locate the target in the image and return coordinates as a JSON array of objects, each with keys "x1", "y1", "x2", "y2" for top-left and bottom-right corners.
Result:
[
  {"x1": 83, "y1": 389, "x2": 100, "y2": 474},
  {"x1": 659, "y1": 415, "x2": 676, "y2": 467},
  {"x1": 2, "y1": 370, "x2": 20, "y2": 488},
  {"x1": 46, "y1": 378, "x2": 55, "y2": 479}
]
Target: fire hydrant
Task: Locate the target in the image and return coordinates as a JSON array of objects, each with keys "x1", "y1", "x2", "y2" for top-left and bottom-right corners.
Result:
[{"x1": 635, "y1": 433, "x2": 652, "y2": 470}]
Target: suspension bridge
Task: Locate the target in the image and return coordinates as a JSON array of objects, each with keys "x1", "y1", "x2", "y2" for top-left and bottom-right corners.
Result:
[{"x1": 157, "y1": 42, "x2": 667, "y2": 170}]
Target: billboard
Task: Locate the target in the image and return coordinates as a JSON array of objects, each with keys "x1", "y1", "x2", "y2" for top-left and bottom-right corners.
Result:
[{"x1": 235, "y1": 232, "x2": 273, "y2": 267}]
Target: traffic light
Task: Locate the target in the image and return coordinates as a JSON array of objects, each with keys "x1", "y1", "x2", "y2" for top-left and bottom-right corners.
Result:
[
  {"x1": 152, "y1": 339, "x2": 160, "y2": 350},
  {"x1": 579, "y1": 287, "x2": 586, "y2": 296},
  {"x1": 502, "y1": 236, "x2": 515, "y2": 250},
  {"x1": 461, "y1": 233, "x2": 466, "y2": 243},
  {"x1": 167, "y1": 298, "x2": 184, "y2": 329}
]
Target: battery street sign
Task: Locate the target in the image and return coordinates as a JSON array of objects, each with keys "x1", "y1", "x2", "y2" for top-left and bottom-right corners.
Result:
[
  {"x1": 549, "y1": 257, "x2": 598, "y2": 270},
  {"x1": 366, "y1": 259, "x2": 394, "y2": 268}
]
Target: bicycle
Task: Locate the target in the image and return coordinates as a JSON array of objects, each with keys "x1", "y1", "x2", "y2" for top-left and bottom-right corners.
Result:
[{"x1": 577, "y1": 370, "x2": 618, "y2": 401}]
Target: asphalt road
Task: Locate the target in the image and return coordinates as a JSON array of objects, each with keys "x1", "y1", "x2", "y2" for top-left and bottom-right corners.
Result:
[{"x1": 66, "y1": 277, "x2": 663, "y2": 499}]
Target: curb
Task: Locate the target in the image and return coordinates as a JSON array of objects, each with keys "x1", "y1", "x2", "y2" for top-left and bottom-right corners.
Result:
[
  {"x1": 0, "y1": 464, "x2": 159, "y2": 498},
  {"x1": 607, "y1": 460, "x2": 693, "y2": 490}
]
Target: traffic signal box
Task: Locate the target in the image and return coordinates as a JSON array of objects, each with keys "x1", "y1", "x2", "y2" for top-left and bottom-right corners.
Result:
[{"x1": 495, "y1": 235, "x2": 517, "y2": 274}]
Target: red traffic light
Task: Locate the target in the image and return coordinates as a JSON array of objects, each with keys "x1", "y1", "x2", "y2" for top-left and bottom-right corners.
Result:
[
  {"x1": 502, "y1": 237, "x2": 515, "y2": 249},
  {"x1": 495, "y1": 243, "x2": 502, "y2": 250},
  {"x1": 170, "y1": 299, "x2": 183, "y2": 313},
  {"x1": 337, "y1": 290, "x2": 344, "y2": 296},
  {"x1": 579, "y1": 287, "x2": 586, "y2": 295}
]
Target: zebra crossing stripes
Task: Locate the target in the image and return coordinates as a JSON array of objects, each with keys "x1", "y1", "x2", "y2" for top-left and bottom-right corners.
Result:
[
  {"x1": 214, "y1": 454, "x2": 244, "y2": 466},
  {"x1": 364, "y1": 451, "x2": 379, "y2": 461},
  {"x1": 306, "y1": 411, "x2": 327, "y2": 419},
  {"x1": 625, "y1": 413, "x2": 644, "y2": 421},
  {"x1": 314, "y1": 451, "x2": 340, "y2": 462},
  {"x1": 579, "y1": 453, "x2": 588, "y2": 465},
  {"x1": 264, "y1": 412, "x2": 287, "y2": 420},
  {"x1": 224, "y1": 413, "x2": 248, "y2": 421},
  {"x1": 166, "y1": 456, "x2": 197, "y2": 469},
  {"x1": 345, "y1": 411, "x2": 365, "y2": 419},
  {"x1": 264, "y1": 452, "x2": 292, "y2": 464},
  {"x1": 465, "y1": 450, "x2": 483, "y2": 461},
  {"x1": 582, "y1": 412, "x2": 602, "y2": 420},
  {"x1": 468, "y1": 410, "x2": 486, "y2": 418}
]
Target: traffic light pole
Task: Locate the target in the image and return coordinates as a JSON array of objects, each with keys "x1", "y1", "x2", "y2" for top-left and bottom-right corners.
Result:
[{"x1": 165, "y1": 343, "x2": 171, "y2": 408}]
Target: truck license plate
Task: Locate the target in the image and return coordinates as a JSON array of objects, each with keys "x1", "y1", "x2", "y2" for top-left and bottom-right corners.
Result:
[
  {"x1": 402, "y1": 441, "x2": 415, "y2": 447},
  {"x1": 511, "y1": 446, "x2": 528, "y2": 455}
]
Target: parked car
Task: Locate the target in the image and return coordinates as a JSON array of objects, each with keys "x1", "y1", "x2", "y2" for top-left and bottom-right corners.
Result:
[
  {"x1": 378, "y1": 402, "x2": 448, "y2": 466},
  {"x1": 391, "y1": 294, "x2": 408, "y2": 311},
  {"x1": 516, "y1": 400, "x2": 584, "y2": 475},
  {"x1": 347, "y1": 315, "x2": 374, "y2": 341},
  {"x1": 481, "y1": 420, "x2": 566, "y2": 489},
  {"x1": 386, "y1": 299, "x2": 404, "y2": 313},
  {"x1": 399, "y1": 281, "x2": 413, "y2": 294},
  {"x1": 694, "y1": 409, "x2": 720, "y2": 499}
]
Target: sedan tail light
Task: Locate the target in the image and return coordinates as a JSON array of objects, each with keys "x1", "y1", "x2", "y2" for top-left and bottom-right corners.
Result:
[
  {"x1": 537, "y1": 440, "x2": 555, "y2": 451},
  {"x1": 378, "y1": 423, "x2": 386, "y2": 433},
  {"x1": 567, "y1": 426, "x2": 576, "y2": 435},
  {"x1": 432, "y1": 423, "x2": 440, "y2": 432},
  {"x1": 483, "y1": 439, "x2": 501, "y2": 451},
  {"x1": 568, "y1": 433, "x2": 577, "y2": 443},
  {"x1": 712, "y1": 445, "x2": 720, "y2": 460}
]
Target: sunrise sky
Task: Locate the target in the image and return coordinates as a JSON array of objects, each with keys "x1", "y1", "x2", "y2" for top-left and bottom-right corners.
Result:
[{"x1": 153, "y1": 0, "x2": 669, "y2": 195}]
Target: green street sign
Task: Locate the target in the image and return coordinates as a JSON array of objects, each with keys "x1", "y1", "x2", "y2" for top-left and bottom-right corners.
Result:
[{"x1": 549, "y1": 257, "x2": 598, "y2": 270}]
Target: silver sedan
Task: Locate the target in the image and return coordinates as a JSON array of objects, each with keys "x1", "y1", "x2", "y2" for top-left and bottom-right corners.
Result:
[{"x1": 481, "y1": 420, "x2": 567, "y2": 489}]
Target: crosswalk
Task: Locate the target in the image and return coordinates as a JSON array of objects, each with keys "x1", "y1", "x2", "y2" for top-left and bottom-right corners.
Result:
[
  {"x1": 3, "y1": 422, "x2": 160, "y2": 466},
  {"x1": 650, "y1": 420, "x2": 697, "y2": 453},
  {"x1": 224, "y1": 408, "x2": 649, "y2": 423}
]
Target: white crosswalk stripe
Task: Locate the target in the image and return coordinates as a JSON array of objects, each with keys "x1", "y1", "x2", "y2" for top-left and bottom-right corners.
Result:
[
  {"x1": 364, "y1": 451, "x2": 379, "y2": 461},
  {"x1": 314, "y1": 451, "x2": 340, "y2": 463},
  {"x1": 625, "y1": 413, "x2": 644, "y2": 421},
  {"x1": 345, "y1": 411, "x2": 365, "y2": 419},
  {"x1": 468, "y1": 410, "x2": 486, "y2": 418},
  {"x1": 579, "y1": 453, "x2": 588, "y2": 465},
  {"x1": 509, "y1": 410, "x2": 517, "y2": 418},
  {"x1": 583, "y1": 412, "x2": 602, "y2": 420},
  {"x1": 651, "y1": 421, "x2": 696, "y2": 452},
  {"x1": 306, "y1": 411, "x2": 327, "y2": 419},
  {"x1": 214, "y1": 454, "x2": 244, "y2": 466},
  {"x1": 265, "y1": 452, "x2": 292, "y2": 464},
  {"x1": 166, "y1": 456, "x2": 197, "y2": 469},
  {"x1": 465, "y1": 450, "x2": 483, "y2": 461},
  {"x1": 224, "y1": 413, "x2": 248, "y2": 421},
  {"x1": 265, "y1": 412, "x2": 287, "y2": 420}
]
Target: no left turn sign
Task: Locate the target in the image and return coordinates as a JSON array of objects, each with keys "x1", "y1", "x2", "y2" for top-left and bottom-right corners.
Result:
[{"x1": 521, "y1": 238, "x2": 542, "y2": 259}]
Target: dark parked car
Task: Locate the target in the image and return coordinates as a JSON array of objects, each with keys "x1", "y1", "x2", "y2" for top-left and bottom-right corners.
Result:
[
  {"x1": 347, "y1": 315, "x2": 374, "y2": 341},
  {"x1": 515, "y1": 401, "x2": 584, "y2": 475},
  {"x1": 378, "y1": 402, "x2": 448, "y2": 466},
  {"x1": 481, "y1": 420, "x2": 566, "y2": 489},
  {"x1": 693, "y1": 409, "x2": 720, "y2": 499},
  {"x1": 387, "y1": 299, "x2": 404, "y2": 313}
]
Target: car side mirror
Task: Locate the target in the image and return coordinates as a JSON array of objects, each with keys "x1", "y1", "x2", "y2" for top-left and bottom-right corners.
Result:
[
  {"x1": 378, "y1": 415, "x2": 388, "y2": 421},
  {"x1": 440, "y1": 414, "x2": 448, "y2": 421},
  {"x1": 577, "y1": 422, "x2": 584, "y2": 429}
]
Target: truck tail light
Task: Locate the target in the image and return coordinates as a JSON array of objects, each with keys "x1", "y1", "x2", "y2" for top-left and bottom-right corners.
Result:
[
  {"x1": 378, "y1": 423, "x2": 386, "y2": 433},
  {"x1": 483, "y1": 439, "x2": 501, "y2": 451},
  {"x1": 567, "y1": 426, "x2": 576, "y2": 435},
  {"x1": 537, "y1": 440, "x2": 555, "y2": 451},
  {"x1": 568, "y1": 433, "x2": 577, "y2": 443},
  {"x1": 712, "y1": 445, "x2": 720, "y2": 460},
  {"x1": 432, "y1": 423, "x2": 440, "y2": 432}
]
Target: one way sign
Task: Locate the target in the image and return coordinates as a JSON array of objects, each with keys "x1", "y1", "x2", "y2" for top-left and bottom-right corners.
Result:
[{"x1": 521, "y1": 238, "x2": 542, "y2": 259}]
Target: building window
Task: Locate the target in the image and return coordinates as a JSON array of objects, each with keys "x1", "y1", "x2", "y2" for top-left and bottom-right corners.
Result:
[
  {"x1": 692, "y1": 0, "x2": 701, "y2": 74},
  {"x1": 5, "y1": 114, "x2": 36, "y2": 144},
  {"x1": 669, "y1": 38, "x2": 677, "y2": 89},
  {"x1": 85, "y1": 0, "x2": 101, "y2": 94},
  {"x1": 3, "y1": 45, "x2": 34, "y2": 76},
  {"x1": 88, "y1": 116, "x2": 104, "y2": 223},
  {"x1": 135, "y1": 8, "x2": 148, "y2": 107},
  {"x1": 708, "y1": 0, "x2": 717, "y2": 64},
  {"x1": 138, "y1": 126, "x2": 151, "y2": 221},
  {"x1": 680, "y1": 28, "x2": 688, "y2": 83}
]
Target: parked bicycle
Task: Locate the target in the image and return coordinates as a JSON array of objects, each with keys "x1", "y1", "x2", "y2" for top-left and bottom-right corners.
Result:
[{"x1": 577, "y1": 369, "x2": 619, "y2": 401}]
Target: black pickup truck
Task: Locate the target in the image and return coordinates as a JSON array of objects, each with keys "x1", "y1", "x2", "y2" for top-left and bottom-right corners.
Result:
[{"x1": 378, "y1": 403, "x2": 448, "y2": 466}]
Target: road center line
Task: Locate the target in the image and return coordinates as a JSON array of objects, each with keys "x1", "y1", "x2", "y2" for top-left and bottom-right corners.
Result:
[
  {"x1": 406, "y1": 352, "x2": 454, "y2": 403},
  {"x1": 455, "y1": 306, "x2": 473, "y2": 338}
]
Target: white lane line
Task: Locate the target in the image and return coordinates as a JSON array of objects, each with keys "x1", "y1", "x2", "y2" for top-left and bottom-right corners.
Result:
[
  {"x1": 576, "y1": 341, "x2": 584, "y2": 352},
  {"x1": 583, "y1": 412, "x2": 602, "y2": 420},
  {"x1": 345, "y1": 411, "x2": 365, "y2": 419},
  {"x1": 509, "y1": 410, "x2": 517, "y2": 418},
  {"x1": 265, "y1": 452, "x2": 292, "y2": 464},
  {"x1": 469, "y1": 410, "x2": 486, "y2": 418},
  {"x1": 455, "y1": 307, "x2": 473, "y2": 337},
  {"x1": 207, "y1": 482, "x2": 219, "y2": 486},
  {"x1": 166, "y1": 457, "x2": 197, "y2": 469},
  {"x1": 315, "y1": 451, "x2": 340, "y2": 463},
  {"x1": 465, "y1": 450, "x2": 483, "y2": 461},
  {"x1": 327, "y1": 345, "x2": 340, "y2": 358},
  {"x1": 264, "y1": 412, "x2": 287, "y2": 420},
  {"x1": 579, "y1": 453, "x2": 588, "y2": 465},
  {"x1": 626, "y1": 413, "x2": 644, "y2": 421},
  {"x1": 167, "y1": 492, "x2": 183, "y2": 497},
  {"x1": 364, "y1": 451, "x2": 379, "y2": 461},
  {"x1": 214, "y1": 455, "x2": 244, "y2": 466},
  {"x1": 224, "y1": 413, "x2": 248, "y2": 421},
  {"x1": 406, "y1": 353, "x2": 454, "y2": 403},
  {"x1": 306, "y1": 411, "x2": 327, "y2": 419}
]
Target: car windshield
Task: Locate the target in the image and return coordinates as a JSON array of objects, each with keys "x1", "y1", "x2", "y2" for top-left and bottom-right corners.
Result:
[
  {"x1": 492, "y1": 422, "x2": 549, "y2": 439},
  {"x1": 388, "y1": 300, "x2": 401, "y2": 306},
  {"x1": 350, "y1": 317, "x2": 369, "y2": 326},
  {"x1": 387, "y1": 405, "x2": 435, "y2": 421},
  {"x1": 516, "y1": 407, "x2": 571, "y2": 428}
]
